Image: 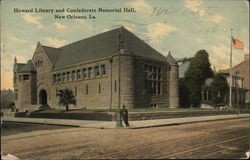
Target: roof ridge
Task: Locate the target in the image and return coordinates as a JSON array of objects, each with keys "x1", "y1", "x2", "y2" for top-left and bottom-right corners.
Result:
[{"x1": 60, "y1": 27, "x2": 125, "y2": 49}]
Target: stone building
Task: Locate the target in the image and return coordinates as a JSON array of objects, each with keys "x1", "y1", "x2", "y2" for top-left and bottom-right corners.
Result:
[{"x1": 13, "y1": 27, "x2": 179, "y2": 111}]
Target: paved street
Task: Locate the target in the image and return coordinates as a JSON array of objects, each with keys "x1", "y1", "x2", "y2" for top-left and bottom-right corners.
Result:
[{"x1": 2, "y1": 118, "x2": 250, "y2": 159}]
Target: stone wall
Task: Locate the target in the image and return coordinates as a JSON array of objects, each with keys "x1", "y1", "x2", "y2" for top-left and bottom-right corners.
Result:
[
  {"x1": 169, "y1": 63, "x2": 179, "y2": 107},
  {"x1": 50, "y1": 59, "x2": 111, "y2": 109},
  {"x1": 15, "y1": 72, "x2": 33, "y2": 111},
  {"x1": 32, "y1": 43, "x2": 54, "y2": 108}
]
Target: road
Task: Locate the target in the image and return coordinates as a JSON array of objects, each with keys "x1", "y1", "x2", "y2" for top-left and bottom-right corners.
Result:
[{"x1": 2, "y1": 118, "x2": 250, "y2": 159}]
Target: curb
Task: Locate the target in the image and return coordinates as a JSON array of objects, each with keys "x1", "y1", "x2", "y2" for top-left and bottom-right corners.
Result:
[
  {"x1": 2, "y1": 120, "x2": 80, "y2": 128},
  {"x1": 130, "y1": 116, "x2": 249, "y2": 129}
]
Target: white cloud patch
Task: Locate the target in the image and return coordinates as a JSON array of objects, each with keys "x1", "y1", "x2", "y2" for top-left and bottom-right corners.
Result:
[
  {"x1": 42, "y1": 37, "x2": 68, "y2": 48},
  {"x1": 22, "y1": 13, "x2": 44, "y2": 29},
  {"x1": 184, "y1": 0, "x2": 206, "y2": 17},
  {"x1": 210, "y1": 15, "x2": 223, "y2": 24},
  {"x1": 123, "y1": 24, "x2": 135, "y2": 31},
  {"x1": 30, "y1": 45, "x2": 36, "y2": 52},
  {"x1": 53, "y1": 22, "x2": 68, "y2": 30},
  {"x1": 209, "y1": 45, "x2": 243, "y2": 70},
  {"x1": 10, "y1": 36, "x2": 27, "y2": 43},
  {"x1": 128, "y1": 0, "x2": 151, "y2": 11},
  {"x1": 210, "y1": 57, "x2": 228, "y2": 70},
  {"x1": 102, "y1": 29, "x2": 110, "y2": 33},
  {"x1": 145, "y1": 22, "x2": 177, "y2": 40}
]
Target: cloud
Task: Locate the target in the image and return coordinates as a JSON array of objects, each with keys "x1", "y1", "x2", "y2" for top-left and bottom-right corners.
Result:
[
  {"x1": 10, "y1": 36, "x2": 27, "y2": 43},
  {"x1": 1, "y1": 70, "x2": 13, "y2": 89},
  {"x1": 123, "y1": 24, "x2": 135, "y2": 31},
  {"x1": 210, "y1": 57, "x2": 228, "y2": 70},
  {"x1": 53, "y1": 22, "x2": 68, "y2": 30},
  {"x1": 42, "y1": 37, "x2": 68, "y2": 48},
  {"x1": 209, "y1": 45, "x2": 243, "y2": 70},
  {"x1": 184, "y1": 0, "x2": 206, "y2": 17},
  {"x1": 210, "y1": 15, "x2": 223, "y2": 24},
  {"x1": 145, "y1": 22, "x2": 177, "y2": 40},
  {"x1": 22, "y1": 13, "x2": 44, "y2": 29},
  {"x1": 102, "y1": 29, "x2": 110, "y2": 33},
  {"x1": 128, "y1": 0, "x2": 151, "y2": 11},
  {"x1": 30, "y1": 45, "x2": 36, "y2": 52},
  {"x1": 209, "y1": 45, "x2": 229, "y2": 61}
]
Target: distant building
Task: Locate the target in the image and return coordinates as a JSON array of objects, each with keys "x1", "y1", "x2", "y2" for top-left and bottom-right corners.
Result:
[
  {"x1": 176, "y1": 57, "x2": 193, "y2": 78},
  {"x1": 220, "y1": 54, "x2": 250, "y2": 103},
  {"x1": 201, "y1": 73, "x2": 247, "y2": 106},
  {"x1": 177, "y1": 55, "x2": 249, "y2": 106},
  {"x1": 13, "y1": 27, "x2": 179, "y2": 111}
]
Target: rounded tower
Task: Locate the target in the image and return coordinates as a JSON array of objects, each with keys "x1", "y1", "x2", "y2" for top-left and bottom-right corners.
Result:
[
  {"x1": 166, "y1": 52, "x2": 179, "y2": 108},
  {"x1": 14, "y1": 60, "x2": 37, "y2": 110}
]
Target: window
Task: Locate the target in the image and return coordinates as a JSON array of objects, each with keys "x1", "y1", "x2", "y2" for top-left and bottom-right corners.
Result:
[
  {"x1": 149, "y1": 65, "x2": 152, "y2": 72},
  {"x1": 99, "y1": 83, "x2": 101, "y2": 94},
  {"x1": 19, "y1": 75, "x2": 22, "y2": 81},
  {"x1": 144, "y1": 64, "x2": 162, "y2": 95},
  {"x1": 77, "y1": 69, "x2": 81, "y2": 79},
  {"x1": 14, "y1": 72, "x2": 16, "y2": 84},
  {"x1": 157, "y1": 82, "x2": 161, "y2": 94},
  {"x1": 75, "y1": 86, "x2": 77, "y2": 96},
  {"x1": 14, "y1": 89, "x2": 18, "y2": 100},
  {"x1": 82, "y1": 68, "x2": 87, "y2": 79},
  {"x1": 37, "y1": 60, "x2": 43, "y2": 68},
  {"x1": 101, "y1": 64, "x2": 106, "y2": 75},
  {"x1": 158, "y1": 74, "x2": 161, "y2": 80},
  {"x1": 95, "y1": 66, "x2": 100, "y2": 77},
  {"x1": 57, "y1": 74, "x2": 61, "y2": 82},
  {"x1": 53, "y1": 74, "x2": 56, "y2": 83},
  {"x1": 153, "y1": 81, "x2": 157, "y2": 94},
  {"x1": 144, "y1": 79, "x2": 147, "y2": 89},
  {"x1": 88, "y1": 67, "x2": 92, "y2": 78},
  {"x1": 66, "y1": 72, "x2": 70, "y2": 81},
  {"x1": 114, "y1": 80, "x2": 117, "y2": 92},
  {"x1": 86, "y1": 84, "x2": 88, "y2": 95},
  {"x1": 62, "y1": 73, "x2": 66, "y2": 82},
  {"x1": 72, "y1": 71, "x2": 76, "y2": 81}
]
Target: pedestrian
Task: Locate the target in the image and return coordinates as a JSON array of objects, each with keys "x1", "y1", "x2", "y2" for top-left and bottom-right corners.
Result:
[{"x1": 120, "y1": 105, "x2": 129, "y2": 127}]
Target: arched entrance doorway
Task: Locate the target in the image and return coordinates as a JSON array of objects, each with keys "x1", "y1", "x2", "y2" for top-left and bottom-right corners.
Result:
[{"x1": 39, "y1": 89, "x2": 47, "y2": 104}]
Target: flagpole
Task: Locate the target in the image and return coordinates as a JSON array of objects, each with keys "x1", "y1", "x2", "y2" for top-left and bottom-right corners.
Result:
[{"x1": 229, "y1": 28, "x2": 233, "y2": 108}]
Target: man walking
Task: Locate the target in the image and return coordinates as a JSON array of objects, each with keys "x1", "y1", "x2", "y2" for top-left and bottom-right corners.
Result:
[{"x1": 120, "y1": 105, "x2": 129, "y2": 127}]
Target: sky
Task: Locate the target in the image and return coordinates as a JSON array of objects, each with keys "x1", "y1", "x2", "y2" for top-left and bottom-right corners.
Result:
[{"x1": 1, "y1": 0, "x2": 249, "y2": 90}]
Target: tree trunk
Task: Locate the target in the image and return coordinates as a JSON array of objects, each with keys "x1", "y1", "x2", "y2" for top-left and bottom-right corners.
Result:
[{"x1": 66, "y1": 104, "x2": 69, "y2": 111}]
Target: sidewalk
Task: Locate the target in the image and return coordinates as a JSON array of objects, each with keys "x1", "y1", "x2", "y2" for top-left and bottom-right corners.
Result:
[{"x1": 2, "y1": 113, "x2": 250, "y2": 129}]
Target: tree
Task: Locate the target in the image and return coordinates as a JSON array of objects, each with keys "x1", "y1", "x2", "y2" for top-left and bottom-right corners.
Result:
[
  {"x1": 179, "y1": 78, "x2": 190, "y2": 107},
  {"x1": 56, "y1": 88, "x2": 76, "y2": 111},
  {"x1": 185, "y1": 50, "x2": 214, "y2": 107},
  {"x1": 1, "y1": 89, "x2": 14, "y2": 109},
  {"x1": 210, "y1": 73, "x2": 229, "y2": 105}
]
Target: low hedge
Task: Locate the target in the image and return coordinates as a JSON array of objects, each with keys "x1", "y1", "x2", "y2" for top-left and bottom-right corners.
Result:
[
  {"x1": 29, "y1": 111, "x2": 115, "y2": 121},
  {"x1": 22, "y1": 109, "x2": 250, "y2": 121}
]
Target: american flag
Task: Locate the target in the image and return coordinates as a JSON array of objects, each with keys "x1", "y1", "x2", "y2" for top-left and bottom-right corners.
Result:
[{"x1": 232, "y1": 37, "x2": 244, "y2": 50}]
